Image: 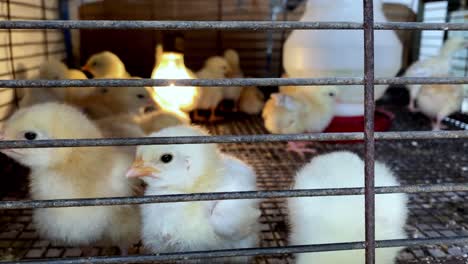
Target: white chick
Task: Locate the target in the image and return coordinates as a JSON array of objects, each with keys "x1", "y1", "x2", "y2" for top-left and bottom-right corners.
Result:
[
  {"x1": 83, "y1": 51, "x2": 130, "y2": 78},
  {"x1": 222, "y1": 49, "x2": 244, "y2": 110},
  {"x1": 126, "y1": 125, "x2": 260, "y2": 263},
  {"x1": 404, "y1": 37, "x2": 468, "y2": 112},
  {"x1": 135, "y1": 110, "x2": 190, "y2": 134},
  {"x1": 0, "y1": 103, "x2": 140, "y2": 254},
  {"x1": 238, "y1": 86, "x2": 265, "y2": 115},
  {"x1": 73, "y1": 82, "x2": 156, "y2": 119},
  {"x1": 288, "y1": 151, "x2": 408, "y2": 264},
  {"x1": 416, "y1": 83, "x2": 463, "y2": 130},
  {"x1": 262, "y1": 86, "x2": 337, "y2": 157},
  {"x1": 195, "y1": 56, "x2": 232, "y2": 122}
]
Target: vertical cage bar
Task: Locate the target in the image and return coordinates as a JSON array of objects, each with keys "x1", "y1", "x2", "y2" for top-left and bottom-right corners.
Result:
[{"x1": 363, "y1": 0, "x2": 376, "y2": 263}]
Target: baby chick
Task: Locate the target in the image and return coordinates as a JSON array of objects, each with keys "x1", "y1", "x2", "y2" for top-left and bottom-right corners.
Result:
[
  {"x1": 404, "y1": 37, "x2": 468, "y2": 112},
  {"x1": 73, "y1": 82, "x2": 156, "y2": 119},
  {"x1": 127, "y1": 125, "x2": 260, "y2": 263},
  {"x1": 262, "y1": 86, "x2": 337, "y2": 157},
  {"x1": 0, "y1": 103, "x2": 140, "y2": 254},
  {"x1": 83, "y1": 51, "x2": 130, "y2": 78},
  {"x1": 222, "y1": 49, "x2": 244, "y2": 110},
  {"x1": 18, "y1": 60, "x2": 68, "y2": 107},
  {"x1": 416, "y1": 83, "x2": 463, "y2": 130},
  {"x1": 96, "y1": 114, "x2": 145, "y2": 138},
  {"x1": 135, "y1": 110, "x2": 190, "y2": 134},
  {"x1": 288, "y1": 151, "x2": 408, "y2": 264},
  {"x1": 195, "y1": 56, "x2": 232, "y2": 122},
  {"x1": 19, "y1": 60, "x2": 94, "y2": 107},
  {"x1": 238, "y1": 86, "x2": 265, "y2": 115}
]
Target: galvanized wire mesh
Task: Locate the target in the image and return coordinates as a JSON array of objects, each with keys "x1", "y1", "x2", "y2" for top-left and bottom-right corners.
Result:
[{"x1": 0, "y1": 0, "x2": 467, "y2": 263}]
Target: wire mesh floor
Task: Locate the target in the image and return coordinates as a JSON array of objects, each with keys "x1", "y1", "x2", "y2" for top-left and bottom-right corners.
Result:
[{"x1": 0, "y1": 106, "x2": 468, "y2": 263}]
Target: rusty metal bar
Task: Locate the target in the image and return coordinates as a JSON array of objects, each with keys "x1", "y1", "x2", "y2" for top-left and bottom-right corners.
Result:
[
  {"x1": 363, "y1": 0, "x2": 376, "y2": 263},
  {"x1": 0, "y1": 131, "x2": 468, "y2": 149},
  {"x1": 1, "y1": 77, "x2": 468, "y2": 88},
  {"x1": 0, "y1": 183, "x2": 466, "y2": 210},
  {"x1": 1, "y1": 237, "x2": 467, "y2": 264},
  {"x1": 0, "y1": 20, "x2": 468, "y2": 30}
]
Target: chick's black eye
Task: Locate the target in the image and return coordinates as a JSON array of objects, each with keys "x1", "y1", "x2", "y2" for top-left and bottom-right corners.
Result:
[
  {"x1": 92, "y1": 61, "x2": 97, "y2": 66},
  {"x1": 160, "y1": 154, "x2": 173, "y2": 163},
  {"x1": 24, "y1": 132, "x2": 37, "y2": 140},
  {"x1": 137, "y1": 94, "x2": 145, "y2": 99},
  {"x1": 328, "y1": 92, "x2": 335, "y2": 97}
]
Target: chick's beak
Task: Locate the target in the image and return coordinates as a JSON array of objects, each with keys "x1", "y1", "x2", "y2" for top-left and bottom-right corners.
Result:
[
  {"x1": 81, "y1": 64, "x2": 90, "y2": 72},
  {"x1": 126, "y1": 158, "x2": 160, "y2": 178}
]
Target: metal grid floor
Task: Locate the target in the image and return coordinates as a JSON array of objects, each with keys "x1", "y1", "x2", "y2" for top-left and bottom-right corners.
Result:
[{"x1": 0, "y1": 107, "x2": 468, "y2": 263}]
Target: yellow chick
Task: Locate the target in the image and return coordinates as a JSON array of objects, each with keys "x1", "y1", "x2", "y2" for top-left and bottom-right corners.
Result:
[
  {"x1": 127, "y1": 125, "x2": 260, "y2": 262},
  {"x1": 195, "y1": 56, "x2": 232, "y2": 122},
  {"x1": 222, "y1": 49, "x2": 244, "y2": 110},
  {"x1": 404, "y1": 38, "x2": 468, "y2": 112},
  {"x1": 0, "y1": 103, "x2": 140, "y2": 254},
  {"x1": 83, "y1": 51, "x2": 130, "y2": 78},
  {"x1": 238, "y1": 86, "x2": 265, "y2": 115},
  {"x1": 73, "y1": 82, "x2": 156, "y2": 119},
  {"x1": 416, "y1": 83, "x2": 463, "y2": 130},
  {"x1": 135, "y1": 110, "x2": 190, "y2": 134},
  {"x1": 262, "y1": 86, "x2": 337, "y2": 157},
  {"x1": 19, "y1": 60, "x2": 94, "y2": 107}
]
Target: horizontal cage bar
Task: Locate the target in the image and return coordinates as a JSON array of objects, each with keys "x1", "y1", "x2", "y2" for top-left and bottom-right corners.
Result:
[
  {"x1": 0, "y1": 131, "x2": 467, "y2": 149},
  {"x1": 0, "y1": 21, "x2": 467, "y2": 30},
  {"x1": 1, "y1": 237, "x2": 467, "y2": 264},
  {"x1": 1, "y1": 77, "x2": 468, "y2": 88},
  {"x1": 0, "y1": 183, "x2": 466, "y2": 209}
]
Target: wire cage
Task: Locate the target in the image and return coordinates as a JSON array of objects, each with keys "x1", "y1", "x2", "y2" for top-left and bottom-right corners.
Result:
[{"x1": 0, "y1": 0, "x2": 467, "y2": 264}]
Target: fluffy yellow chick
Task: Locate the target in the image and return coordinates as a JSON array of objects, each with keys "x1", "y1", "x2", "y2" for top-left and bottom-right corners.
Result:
[
  {"x1": 96, "y1": 114, "x2": 145, "y2": 138},
  {"x1": 195, "y1": 56, "x2": 232, "y2": 122},
  {"x1": 262, "y1": 86, "x2": 337, "y2": 157},
  {"x1": 73, "y1": 82, "x2": 156, "y2": 119},
  {"x1": 416, "y1": 83, "x2": 463, "y2": 130},
  {"x1": 127, "y1": 125, "x2": 260, "y2": 263},
  {"x1": 135, "y1": 110, "x2": 190, "y2": 134},
  {"x1": 238, "y1": 86, "x2": 265, "y2": 115},
  {"x1": 289, "y1": 151, "x2": 408, "y2": 264},
  {"x1": 0, "y1": 103, "x2": 140, "y2": 254},
  {"x1": 19, "y1": 60, "x2": 94, "y2": 107},
  {"x1": 83, "y1": 51, "x2": 130, "y2": 78},
  {"x1": 18, "y1": 60, "x2": 68, "y2": 107},
  {"x1": 222, "y1": 49, "x2": 244, "y2": 110},
  {"x1": 404, "y1": 38, "x2": 468, "y2": 112}
]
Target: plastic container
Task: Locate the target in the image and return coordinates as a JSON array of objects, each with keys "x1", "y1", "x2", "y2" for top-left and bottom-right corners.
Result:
[{"x1": 283, "y1": 0, "x2": 402, "y2": 117}]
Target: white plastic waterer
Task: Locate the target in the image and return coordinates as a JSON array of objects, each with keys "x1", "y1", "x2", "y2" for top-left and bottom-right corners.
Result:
[{"x1": 283, "y1": 0, "x2": 402, "y2": 117}]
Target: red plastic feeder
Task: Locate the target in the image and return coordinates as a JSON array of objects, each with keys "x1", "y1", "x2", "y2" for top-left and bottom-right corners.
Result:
[{"x1": 322, "y1": 108, "x2": 394, "y2": 143}]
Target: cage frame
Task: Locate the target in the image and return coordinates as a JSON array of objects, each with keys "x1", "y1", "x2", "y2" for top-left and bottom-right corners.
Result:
[{"x1": 0, "y1": 0, "x2": 468, "y2": 263}]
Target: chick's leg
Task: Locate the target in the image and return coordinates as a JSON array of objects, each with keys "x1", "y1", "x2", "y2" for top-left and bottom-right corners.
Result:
[
  {"x1": 209, "y1": 107, "x2": 224, "y2": 123},
  {"x1": 408, "y1": 99, "x2": 417, "y2": 113},
  {"x1": 192, "y1": 109, "x2": 206, "y2": 122},
  {"x1": 286, "y1": 141, "x2": 317, "y2": 159}
]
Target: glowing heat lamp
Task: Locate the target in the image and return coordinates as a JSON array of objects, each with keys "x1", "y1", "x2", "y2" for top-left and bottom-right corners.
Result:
[
  {"x1": 151, "y1": 34, "x2": 198, "y2": 114},
  {"x1": 151, "y1": 52, "x2": 197, "y2": 112}
]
